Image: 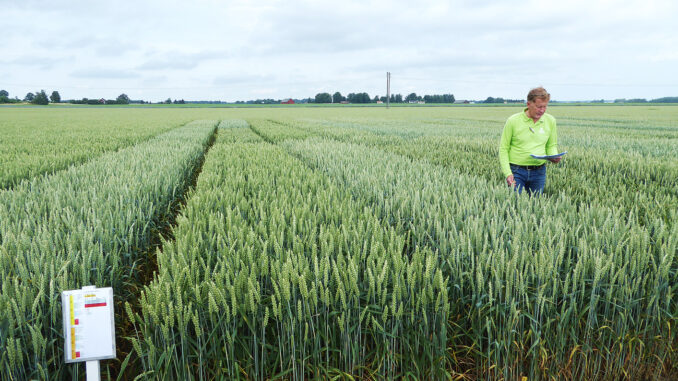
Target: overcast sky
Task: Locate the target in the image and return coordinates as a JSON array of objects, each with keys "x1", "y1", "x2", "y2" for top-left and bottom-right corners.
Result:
[{"x1": 2, "y1": 0, "x2": 676, "y2": 102}]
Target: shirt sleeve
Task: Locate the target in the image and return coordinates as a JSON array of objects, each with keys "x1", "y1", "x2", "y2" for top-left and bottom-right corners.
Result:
[
  {"x1": 499, "y1": 119, "x2": 513, "y2": 177},
  {"x1": 545, "y1": 117, "x2": 558, "y2": 156}
]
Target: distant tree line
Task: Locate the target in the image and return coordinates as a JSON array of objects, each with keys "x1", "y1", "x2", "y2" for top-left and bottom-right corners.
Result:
[
  {"x1": 0, "y1": 89, "x2": 59, "y2": 105},
  {"x1": 4, "y1": 87, "x2": 678, "y2": 106},
  {"x1": 482, "y1": 97, "x2": 523, "y2": 104},
  {"x1": 614, "y1": 98, "x2": 648, "y2": 103},
  {"x1": 390, "y1": 94, "x2": 404, "y2": 103},
  {"x1": 0, "y1": 89, "x2": 20, "y2": 103},
  {"x1": 346, "y1": 92, "x2": 372, "y2": 103},
  {"x1": 315, "y1": 93, "x2": 332, "y2": 103},
  {"x1": 24, "y1": 90, "x2": 53, "y2": 105},
  {"x1": 0, "y1": 90, "x2": 147, "y2": 105},
  {"x1": 32, "y1": 90, "x2": 49, "y2": 105},
  {"x1": 158, "y1": 98, "x2": 186, "y2": 104},
  {"x1": 311, "y1": 91, "x2": 455, "y2": 104},
  {"x1": 651, "y1": 97, "x2": 678, "y2": 103},
  {"x1": 69, "y1": 98, "x2": 107, "y2": 105},
  {"x1": 68, "y1": 94, "x2": 133, "y2": 105},
  {"x1": 423, "y1": 94, "x2": 456, "y2": 103},
  {"x1": 235, "y1": 98, "x2": 281, "y2": 104},
  {"x1": 615, "y1": 97, "x2": 678, "y2": 103}
]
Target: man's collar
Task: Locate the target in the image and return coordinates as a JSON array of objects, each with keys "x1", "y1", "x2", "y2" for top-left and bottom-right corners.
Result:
[{"x1": 523, "y1": 108, "x2": 542, "y2": 123}]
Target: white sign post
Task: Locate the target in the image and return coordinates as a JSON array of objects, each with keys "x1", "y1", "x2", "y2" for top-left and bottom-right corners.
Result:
[{"x1": 62, "y1": 286, "x2": 116, "y2": 381}]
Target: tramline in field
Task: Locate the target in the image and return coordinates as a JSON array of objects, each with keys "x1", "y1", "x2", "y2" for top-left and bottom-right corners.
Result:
[
  {"x1": 0, "y1": 120, "x2": 217, "y2": 379},
  {"x1": 129, "y1": 120, "x2": 448, "y2": 379}
]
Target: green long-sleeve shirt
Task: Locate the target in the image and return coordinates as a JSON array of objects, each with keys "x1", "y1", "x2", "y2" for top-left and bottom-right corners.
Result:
[{"x1": 499, "y1": 109, "x2": 558, "y2": 177}]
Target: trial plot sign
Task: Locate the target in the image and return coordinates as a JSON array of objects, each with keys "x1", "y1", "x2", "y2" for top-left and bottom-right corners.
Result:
[{"x1": 61, "y1": 286, "x2": 116, "y2": 363}]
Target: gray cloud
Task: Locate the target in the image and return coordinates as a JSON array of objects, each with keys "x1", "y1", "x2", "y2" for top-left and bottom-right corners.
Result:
[
  {"x1": 3, "y1": 55, "x2": 69, "y2": 71},
  {"x1": 137, "y1": 58, "x2": 200, "y2": 71},
  {"x1": 70, "y1": 68, "x2": 140, "y2": 79},
  {"x1": 137, "y1": 50, "x2": 231, "y2": 71},
  {"x1": 213, "y1": 73, "x2": 276, "y2": 86}
]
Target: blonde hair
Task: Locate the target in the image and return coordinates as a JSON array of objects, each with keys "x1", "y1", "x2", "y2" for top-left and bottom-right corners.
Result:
[{"x1": 527, "y1": 87, "x2": 550, "y2": 103}]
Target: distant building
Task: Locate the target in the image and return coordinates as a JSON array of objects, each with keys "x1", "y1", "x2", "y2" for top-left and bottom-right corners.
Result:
[
  {"x1": 376, "y1": 100, "x2": 383, "y2": 104},
  {"x1": 281, "y1": 99, "x2": 295, "y2": 104}
]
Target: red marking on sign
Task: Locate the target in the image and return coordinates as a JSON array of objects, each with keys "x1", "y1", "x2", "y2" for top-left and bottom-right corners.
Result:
[
  {"x1": 84, "y1": 303, "x2": 107, "y2": 308},
  {"x1": 76, "y1": 352, "x2": 80, "y2": 358},
  {"x1": 74, "y1": 319, "x2": 79, "y2": 325}
]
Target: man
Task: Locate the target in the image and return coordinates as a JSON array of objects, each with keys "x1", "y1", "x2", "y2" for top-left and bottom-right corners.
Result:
[{"x1": 499, "y1": 87, "x2": 561, "y2": 195}]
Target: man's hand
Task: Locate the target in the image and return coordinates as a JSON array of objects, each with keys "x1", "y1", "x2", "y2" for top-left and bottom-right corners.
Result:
[
  {"x1": 548, "y1": 157, "x2": 562, "y2": 164},
  {"x1": 506, "y1": 174, "x2": 516, "y2": 187}
]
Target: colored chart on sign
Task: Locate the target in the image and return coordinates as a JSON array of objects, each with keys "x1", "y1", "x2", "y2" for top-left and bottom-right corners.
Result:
[{"x1": 61, "y1": 287, "x2": 116, "y2": 363}]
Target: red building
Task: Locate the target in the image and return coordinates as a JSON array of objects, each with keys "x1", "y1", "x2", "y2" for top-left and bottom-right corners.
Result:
[{"x1": 281, "y1": 99, "x2": 295, "y2": 104}]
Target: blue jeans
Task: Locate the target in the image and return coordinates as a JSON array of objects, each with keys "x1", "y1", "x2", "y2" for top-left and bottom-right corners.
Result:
[{"x1": 510, "y1": 164, "x2": 546, "y2": 195}]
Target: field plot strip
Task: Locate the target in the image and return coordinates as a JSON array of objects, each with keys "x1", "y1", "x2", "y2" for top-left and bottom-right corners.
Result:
[
  {"x1": 0, "y1": 109, "x2": 194, "y2": 190},
  {"x1": 129, "y1": 121, "x2": 450, "y2": 379},
  {"x1": 375, "y1": 136, "x2": 678, "y2": 225},
  {"x1": 0, "y1": 120, "x2": 217, "y2": 379},
  {"x1": 251, "y1": 116, "x2": 677, "y2": 227},
  {"x1": 279, "y1": 136, "x2": 677, "y2": 379}
]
